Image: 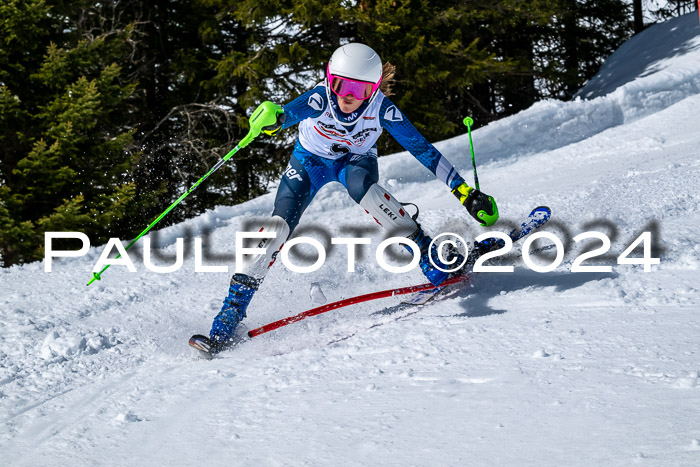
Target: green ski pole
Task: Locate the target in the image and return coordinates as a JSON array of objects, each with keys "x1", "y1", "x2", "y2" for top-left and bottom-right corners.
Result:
[
  {"x1": 462, "y1": 116, "x2": 479, "y2": 191},
  {"x1": 461, "y1": 116, "x2": 498, "y2": 227},
  {"x1": 86, "y1": 101, "x2": 282, "y2": 286}
]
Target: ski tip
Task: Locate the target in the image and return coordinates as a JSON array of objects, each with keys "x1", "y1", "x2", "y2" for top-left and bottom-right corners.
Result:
[
  {"x1": 189, "y1": 334, "x2": 215, "y2": 360},
  {"x1": 530, "y1": 206, "x2": 552, "y2": 218}
]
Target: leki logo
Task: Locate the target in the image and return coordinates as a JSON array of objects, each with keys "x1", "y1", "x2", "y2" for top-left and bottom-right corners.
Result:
[{"x1": 378, "y1": 203, "x2": 399, "y2": 221}]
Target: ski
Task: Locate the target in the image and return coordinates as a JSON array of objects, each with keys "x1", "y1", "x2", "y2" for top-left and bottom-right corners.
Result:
[
  {"x1": 401, "y1": 287, "x2": 445, "y2": 306},
  {"x1": 189, "y1": 324, "x2": 249, "y2": 358},
  {"x1": 188, "y1": 334, "x2": 217, "y2": 359},
  {"x1": 400, "y1": 205, "x2": 551, "y2": 305},
  {"x1": 247, "y1": 206, "x2": 551, "y2": 338}
]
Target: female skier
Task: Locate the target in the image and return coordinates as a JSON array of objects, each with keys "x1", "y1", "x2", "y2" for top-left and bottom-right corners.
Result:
[{"x1": 191, "y1": 43, "x2": 498, "y2": 354}]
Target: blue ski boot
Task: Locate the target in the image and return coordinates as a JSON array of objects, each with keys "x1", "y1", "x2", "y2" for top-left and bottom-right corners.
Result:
[
  {"x1": 408, "y1": 227, "x2": 465, "y2": 286},
  {"x1": 207, "y1": 274, "x2": 259, "y2": 354}
]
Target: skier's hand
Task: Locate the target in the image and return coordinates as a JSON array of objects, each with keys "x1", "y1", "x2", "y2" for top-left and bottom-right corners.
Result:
[
  {"x1": 262, "y1": 111, "x2": 285, "y2": 136},
  {"x1": 452, "y1": 182, "x2": 499, "y2": 227},
  {"x1": 249, "y1": 101, "x2": 285, "y2": 137}
]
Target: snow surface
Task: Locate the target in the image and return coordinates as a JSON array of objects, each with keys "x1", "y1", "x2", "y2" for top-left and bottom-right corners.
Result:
[{"x1": 2, "y1": 12, "x2": 700, "y2": 466}]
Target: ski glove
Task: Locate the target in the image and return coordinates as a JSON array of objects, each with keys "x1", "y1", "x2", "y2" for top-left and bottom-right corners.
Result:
[
  {"x1": 249, "y1": 101, "x2": 286, "y2": 137},
  {"x1": 262, "y1": 112, "x2": 285, "y2": 136},
  {"x1": 452, "y1": 182, "x2": 499, "y2": 227}
]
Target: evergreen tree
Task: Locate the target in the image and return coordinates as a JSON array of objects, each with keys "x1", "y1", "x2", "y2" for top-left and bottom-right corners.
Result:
[
  {"x1": 469, "y1": 0, "x2": 559, "y2": 118},
  {"x1": 652, "y1": 0, "x2": 698, "y2": 19},
  {"x1": 350, "y1": 0, "x2": 516, "y2": 151},
  {"x1": 1, "y1": 0, "x2": 141, "y2": 265},
  {"x1": 0, "y1": 0, "x2": 641, "y2": 267},
  {"x1": 537, "y1": 0, "x2": 632, "y2": 99}
]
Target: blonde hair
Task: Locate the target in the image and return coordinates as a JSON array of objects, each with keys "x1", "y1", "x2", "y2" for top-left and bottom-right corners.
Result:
[{"x1": 379, "y1": 62, "x2": 396, "y2": 97}]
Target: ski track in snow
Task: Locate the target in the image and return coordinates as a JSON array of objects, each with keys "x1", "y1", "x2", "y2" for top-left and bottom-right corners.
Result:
[{"x1": 2, "y1": 12, "x2": 700, "y2": 466}]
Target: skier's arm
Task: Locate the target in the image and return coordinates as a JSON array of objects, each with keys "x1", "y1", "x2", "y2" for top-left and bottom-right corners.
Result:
[
  {"x1": 380, "y1": 98, "x2": 498, "y2": 226},
  {"x1": 249, "y1": 86, "x2": 327, "y2": 137},
  {"x1": 379, "y1": 97, "x2": 465, "y2": 191},
  {"x1": 280, "y1": 85, "x2": 327, "y2": 129}
]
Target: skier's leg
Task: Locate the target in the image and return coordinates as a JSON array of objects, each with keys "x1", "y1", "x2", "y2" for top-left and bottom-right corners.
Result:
[
  {"x1": 210, "y1": 149, "x2": 319, "y2": 348},
  {"x1": 231, "y1": 150, "x2": 316, "y2": 282},
  {"x1": 209, "y1": 215, "x2": 291, "y2": 347},
  {"x1": 343, "y1": 152, "x2": 460, "y2": 286}
]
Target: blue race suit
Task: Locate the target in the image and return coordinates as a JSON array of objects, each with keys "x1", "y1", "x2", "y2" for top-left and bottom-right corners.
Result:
[
  {"x1": 273, "y1": 84, "x2": 465, "y2": 232},
  {"x1": 209, "y1": 84, "x2": 467, "y2": 346}
]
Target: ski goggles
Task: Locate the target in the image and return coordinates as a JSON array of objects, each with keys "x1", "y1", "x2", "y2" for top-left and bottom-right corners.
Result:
[{"x1": 326, "y1": 65, "x2": 381, "y2": 100}]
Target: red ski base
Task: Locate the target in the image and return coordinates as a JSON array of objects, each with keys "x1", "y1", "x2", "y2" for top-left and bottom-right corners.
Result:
[
  {"x1": 247, "y1": 274, "x2": 470, "y2": 338},
  {"x1": 248, "y1": 206, "x2": 552, "y2": 338}
]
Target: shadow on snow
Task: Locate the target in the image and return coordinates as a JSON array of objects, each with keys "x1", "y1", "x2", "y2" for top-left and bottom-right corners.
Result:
[{"x1": 453, "y1": 269, "x2": 619, "y2": 318}]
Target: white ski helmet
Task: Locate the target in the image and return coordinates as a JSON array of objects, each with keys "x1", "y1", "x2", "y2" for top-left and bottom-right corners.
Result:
[{"x1": 327, "y1": 43, "x2": 382, "y2": 84}]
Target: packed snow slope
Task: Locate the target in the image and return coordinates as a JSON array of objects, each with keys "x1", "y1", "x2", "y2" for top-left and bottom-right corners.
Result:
[{"x1": 2, "y1": 12, "x2": 700, "y2": 467}]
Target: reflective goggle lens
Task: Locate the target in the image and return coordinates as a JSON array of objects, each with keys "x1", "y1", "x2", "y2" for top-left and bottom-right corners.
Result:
[{"x1": 329, "y1": 76, "x2": 375, "y2": 100}]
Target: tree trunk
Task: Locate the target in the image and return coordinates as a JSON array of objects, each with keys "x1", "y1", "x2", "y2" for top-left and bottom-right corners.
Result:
[
  {"x1": 562, "y1": 8, "x2": 580, "y2": 98},
  {"x1": 633, "y1": 0, "x2": 644, "y2": 34}
]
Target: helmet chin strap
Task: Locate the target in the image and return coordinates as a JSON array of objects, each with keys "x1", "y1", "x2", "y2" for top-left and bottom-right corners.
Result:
[{"x1": 324, "y1": 79, "x2": 380, "y2": 127}]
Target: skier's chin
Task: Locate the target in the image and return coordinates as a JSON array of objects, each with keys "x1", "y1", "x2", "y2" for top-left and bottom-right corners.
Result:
[{"x1": 339, "y1": 99, "x2": 361, "y2": 113}]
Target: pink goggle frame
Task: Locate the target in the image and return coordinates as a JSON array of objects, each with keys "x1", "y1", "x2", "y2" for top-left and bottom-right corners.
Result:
[{"x1": 326, "y1": 64, "x2": 381, "y2": 100}]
